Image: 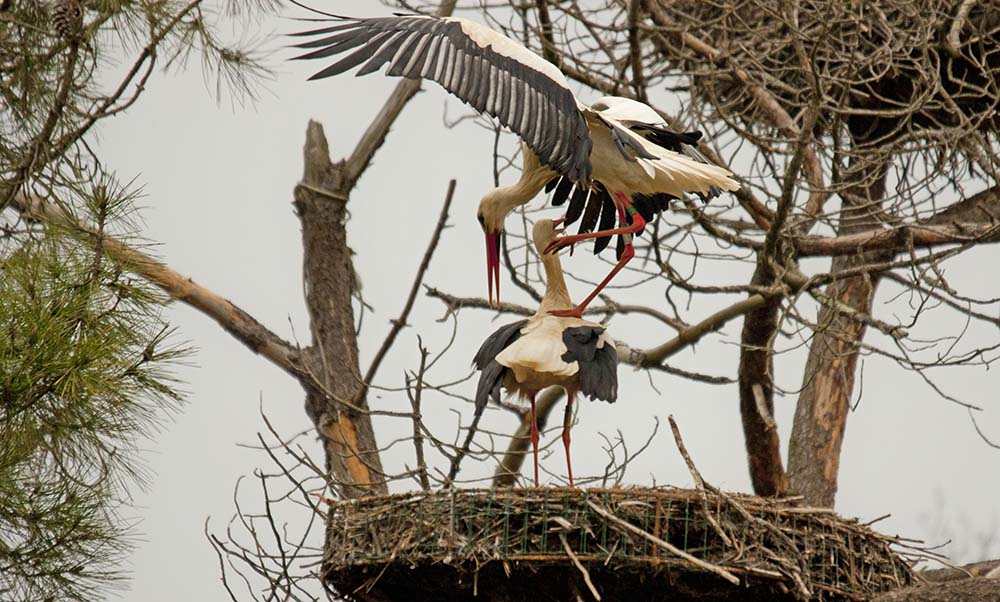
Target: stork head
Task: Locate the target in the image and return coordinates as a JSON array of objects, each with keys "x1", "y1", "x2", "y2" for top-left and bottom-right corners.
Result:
[
  {"x1": 531, "y1": 218, "x2": 564, "y2": 255},
  {"x1": 477, "y1": 192, "x2": 507, "y2": 307}
]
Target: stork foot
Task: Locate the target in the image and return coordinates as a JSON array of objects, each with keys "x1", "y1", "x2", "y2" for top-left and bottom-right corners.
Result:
[
  {"x1": 543, "y1": 213, "x2": 647, "y2": 256},
  {"x1": 548, "y1": 306, "x2": 584, "y2": 319},
  {"x1": 543, "y1": 235, "x2": 582, "y2": 256}
]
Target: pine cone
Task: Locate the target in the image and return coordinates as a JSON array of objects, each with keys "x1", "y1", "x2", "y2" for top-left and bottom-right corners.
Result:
[{"x1": 51, "y1": 0, "x2": 83, "y2": 40}]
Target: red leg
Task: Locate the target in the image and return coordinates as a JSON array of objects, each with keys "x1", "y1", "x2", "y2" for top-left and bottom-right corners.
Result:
[
  {"x1": 548, "y1": 243, "x2": 636, "y2": 318},
  {"x1": 544, "y1": 193, "x2": 645, "y2": 255},
  {"x1": 529, "y1": 393, "x2": 540, "y2": 487},
  {"x1": 562, "y1": 392, "x2": 575, "y2": 488},
  {"x1": 549, "y1": 192, "x2": 640, "y2": 319}
]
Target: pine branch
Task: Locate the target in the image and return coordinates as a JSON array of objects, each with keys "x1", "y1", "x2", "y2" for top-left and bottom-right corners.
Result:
[{"x1": 11, "y1": 192, "x2": 302, "y2": 376}]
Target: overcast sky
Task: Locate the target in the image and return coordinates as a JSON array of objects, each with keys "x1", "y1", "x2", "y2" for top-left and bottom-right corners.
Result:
[{"x1": 89, "y1": 2, "x2": 1000, "y2": 600}]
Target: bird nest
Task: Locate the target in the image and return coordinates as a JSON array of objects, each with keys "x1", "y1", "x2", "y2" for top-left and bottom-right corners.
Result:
[{"x1": 324, "y1": 487, "x2": 912, "y2": 601}]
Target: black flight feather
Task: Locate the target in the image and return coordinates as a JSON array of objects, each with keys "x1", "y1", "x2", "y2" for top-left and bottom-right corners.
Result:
[
  {"x1": 564, "y1": 186, "x2": 588, "y2": 226},
  {"x1": 550, "y1": 177, "x2": 573, "y2": 206},
  {"x1": 593, "y1": 187, "x2": 616, "y2": 255},
  {"x1": 386, "y1": 35, "x2": 424, "y2": 77},
  {"x1": 289, "y1": 21, "x2": 360, "y2": 38},
  {"x1": 629, "y1": 125, "x2": 702, "y2": 152},
  {"x1": 472, "y1": 319, "x2": 527, "y2": 411},
  {"x1": 356, "y1": 32, "x2": 407, "y2": 76},
  {"x1": 577, "y1": 188, "x2": 602, "y2": 236},
  {"x1": 560, "y1": 326, "x2": 618, "y2": 403}
]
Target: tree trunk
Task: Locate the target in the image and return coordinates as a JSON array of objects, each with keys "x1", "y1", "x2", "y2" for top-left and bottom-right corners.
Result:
[
  {"x1": 296, "y1": 121, "x2": 387, "y2": 498},
  {"x1": 787, "y1": 153, "x2": 889, "y2": 507},
  {"x1": 737, "y1": 262, "x2": 789, "y2": 497}
]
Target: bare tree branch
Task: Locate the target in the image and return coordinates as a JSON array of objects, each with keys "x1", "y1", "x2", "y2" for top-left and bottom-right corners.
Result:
[{"x1": 357, "y1": 180, "x2": 455, "y2": 404}]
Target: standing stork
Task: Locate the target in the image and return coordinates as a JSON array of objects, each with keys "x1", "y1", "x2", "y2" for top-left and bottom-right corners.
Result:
[
  {"x1": 473, "y1": 219, "x2": 618, "y2": 487},
  {"x1": 291, "y1": 10, "x2": 740, "y2": 315}
]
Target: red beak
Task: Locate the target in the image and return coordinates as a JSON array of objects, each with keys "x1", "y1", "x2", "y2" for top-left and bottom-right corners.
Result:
[{"x1": 485, "y1": 230, "x2": 502, "y2": 307}]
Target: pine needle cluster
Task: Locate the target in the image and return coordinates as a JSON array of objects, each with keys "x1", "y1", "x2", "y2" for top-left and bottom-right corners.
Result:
[
  {"x1": 1, "y1": 0, "x2": 280, "y2": 599},
  {"x1": 1, "y1": 175, "x2": 188, "y2": 602}
]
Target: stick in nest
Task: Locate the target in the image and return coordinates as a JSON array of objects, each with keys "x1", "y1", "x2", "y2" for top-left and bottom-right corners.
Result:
[
  {"x1": 667, "y1": 417, "x2": 811, "y2": 598},
  {"x1": 584, "y1": 498, "x2": 741, "y2": 585},
  {"x1": 559, "y1": 532, "x2": 601, "y2": 601},
  {"x1": 668, "y1": 415, "x2": 733, "y2": 547}
]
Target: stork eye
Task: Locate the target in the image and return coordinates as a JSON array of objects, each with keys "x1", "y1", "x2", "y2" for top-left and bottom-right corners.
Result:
[{"x1": 477, "y1": 213, "x2": 485, "y2": 228}]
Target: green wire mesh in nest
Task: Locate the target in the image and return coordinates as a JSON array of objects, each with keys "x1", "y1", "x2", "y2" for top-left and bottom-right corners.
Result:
[{"x1": 324, "y1": 487, "x2": 913, "y2": 602}]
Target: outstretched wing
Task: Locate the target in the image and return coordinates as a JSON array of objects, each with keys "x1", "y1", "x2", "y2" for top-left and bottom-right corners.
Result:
[
  {"x1": 292, "y1": 14, "x2": 592, "y2": 182},
  {"x1": 473, "y1": 319, "x2": 528, "y2": 411},
  {"x1": 560, "y1": 326, "x2": 618, "y2": 403}
]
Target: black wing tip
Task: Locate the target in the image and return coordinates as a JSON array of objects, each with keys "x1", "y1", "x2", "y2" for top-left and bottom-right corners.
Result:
[
  {"x1": 474, "y1": 361, "x2": 507, "y2": 412},
  {"x1": 695, "y1": 187, "x2": 722, "y2": 203},
  {"x1": 583, "y1": 341, "x2": 618, "y2": 404},
  {"x1": 593, "y1": 234, "x2": 611, "y2": 255}
]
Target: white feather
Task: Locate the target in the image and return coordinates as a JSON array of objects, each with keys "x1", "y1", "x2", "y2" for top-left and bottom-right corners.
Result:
[
  {"x1": 496, "y1": 316, "x2": 578, "y2": 382},
  {"x1": 452, "y1": 18, "x2": 571, "y2": 91},
  {"x1": 592, "y1": 96, "x2": 664, "y2": 125},
  {"x1": 637, "y1": 157, "x2": 656, "y2": 179},
  {"x1": 584, "y1": 108, "x2": 739, "y2": 196}
]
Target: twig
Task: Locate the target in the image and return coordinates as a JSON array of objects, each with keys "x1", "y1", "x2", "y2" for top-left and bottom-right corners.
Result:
[
  {"x1": 426, "y1": 288, "x2": 688, "y2": 330},
  {"x1": 1, "y1": 18, "x2": 82, "y2": 211},
  {"x1": 443, "y1": 404, "x2": 485, "y2": 488},
  {"x1": 667, "y1": 416, "x2": 733, "y2": 547},
  {"x1": 945, "y1": 0, "x2": 978, "y2": 57},
  {"x1": 427, "y1": 288, "x2": 535, "y2": 317},
  {"x1": 44, "y1": 0, "x2": 201, "y2": 173},
  {"x1": 560, "y1": 532, "x2": 601, "y2": 601},
  {"x1": 356, "y1": 180, "x2": 455, "y2": 404},
  {"x1": 795, "y1": 220, "x2": 1000, "y2": 257},
  {"x1": 644, "y1": 2, "x2": 826, "y2": 228},
  {"x1": 407, "y1": 341, "x2": 432, "y2": 491},
  {"x1": 669, "y1": 466, "x2": 812, "y2": 599},
  {"x1": 626, "y1": 0, "x2": 647, "y2": 103},
  {"x1": 585, "y1": 499, "x2": 741, "y2": 586},
  {"x1": 204, "y1": 519, "x2": 242, "y2": 602}
]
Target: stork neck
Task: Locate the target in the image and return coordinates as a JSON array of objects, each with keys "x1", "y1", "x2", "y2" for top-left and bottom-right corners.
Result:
[
  {"x1": 493, "y1": 169, "x2": 551, "y2": 214},
  {"x1": 538, "y1": 253, "x2": 573, "y2": 313}
]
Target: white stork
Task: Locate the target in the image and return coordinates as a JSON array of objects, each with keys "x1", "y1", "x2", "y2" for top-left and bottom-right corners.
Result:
[
  {"x1": 292, "y1": 10, "x2": 740, "y2": 316},
  {"x1": 472, "y1": 219, "x2": 618, "y2": 487}
]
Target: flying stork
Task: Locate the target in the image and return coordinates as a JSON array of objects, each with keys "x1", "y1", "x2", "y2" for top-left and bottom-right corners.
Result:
[
  {"x1": 473, "y1": 219, "x2": 618, "y2": 487},
  {"x1": 292, "y1": 11, "x2": 740, "y2": 316}
]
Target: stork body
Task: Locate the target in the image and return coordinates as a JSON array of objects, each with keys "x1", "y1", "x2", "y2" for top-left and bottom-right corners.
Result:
[
  {"x1": 293, "y1": 13, "x2": 740, "y2": 313},
  {"x1": 473, "y1": 220, "x2": 618, "y2": 486}
]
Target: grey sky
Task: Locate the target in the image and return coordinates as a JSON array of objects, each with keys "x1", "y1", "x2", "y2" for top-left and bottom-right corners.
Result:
[{"x1": 90, "y1": 3, "x2": 1000, "y2": 599}]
